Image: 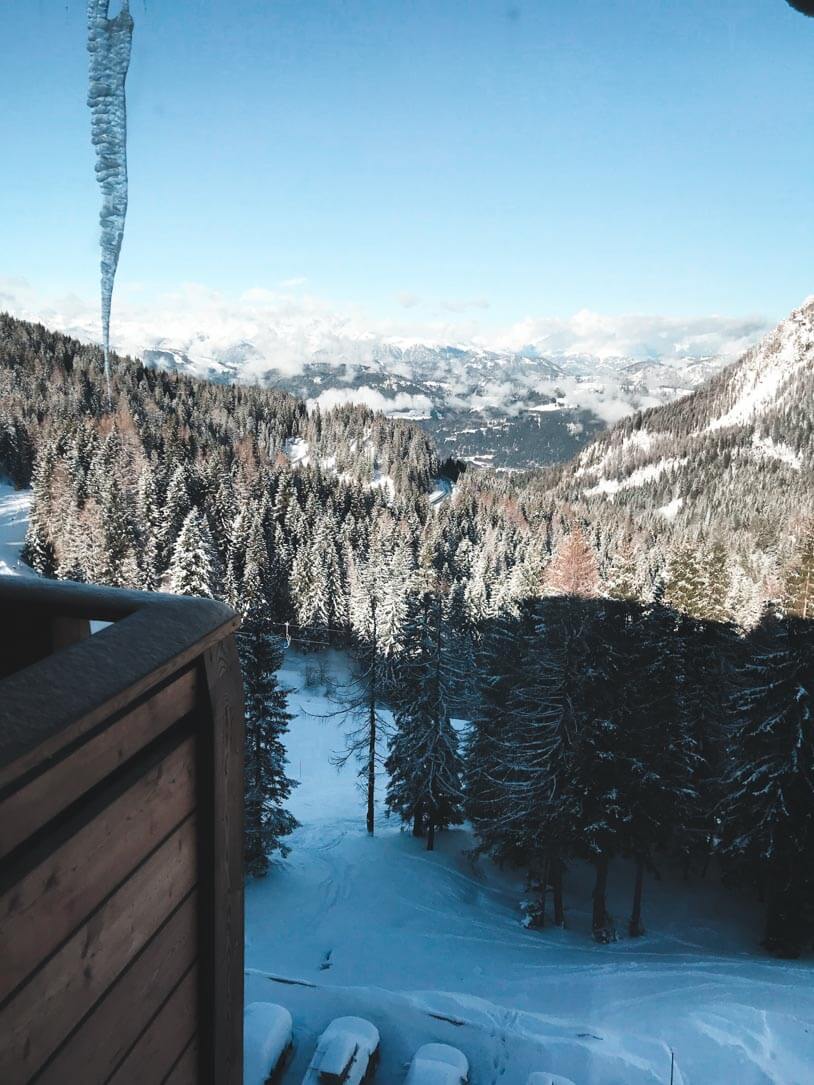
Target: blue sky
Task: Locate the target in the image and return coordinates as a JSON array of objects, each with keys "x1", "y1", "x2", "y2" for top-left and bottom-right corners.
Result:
[{"x1": 1, "y1": 0, "x2": 813, "y2": 338}]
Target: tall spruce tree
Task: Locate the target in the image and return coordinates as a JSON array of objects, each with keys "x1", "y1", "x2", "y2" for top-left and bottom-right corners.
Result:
[
  {"x1": 720, "y1": 612, "x2": 814, "y2": 956},
  {"x1": 386, "y1": 581, "x2": 465, "y2": 849},
  {"x1": 166, "y1": 508, "x2": 221, "y2": 598},
  {"x1": 238, "y1": 571, "x2": 298, "y2": 876}
]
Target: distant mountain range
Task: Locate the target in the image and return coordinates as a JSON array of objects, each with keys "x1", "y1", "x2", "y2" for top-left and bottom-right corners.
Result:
[{"x1": 142, "y1": 340, "x2": 731, "y2": 470}]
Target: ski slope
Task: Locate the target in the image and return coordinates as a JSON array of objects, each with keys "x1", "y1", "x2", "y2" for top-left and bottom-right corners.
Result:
[
  {"x1": 0, "y1": 482, "x2": 33, "y2": 577},
  {"x1": 245, "y1": 652, "x2": 814, "y2": 1085}
]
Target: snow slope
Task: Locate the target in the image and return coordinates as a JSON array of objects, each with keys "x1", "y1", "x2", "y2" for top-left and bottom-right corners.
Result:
[
  {"x1": 245, "y1": 652, "x2": 814, "y2": 1085},
  {"x1": 0, "y1": 482, "x2": 33, "y2": 577}
]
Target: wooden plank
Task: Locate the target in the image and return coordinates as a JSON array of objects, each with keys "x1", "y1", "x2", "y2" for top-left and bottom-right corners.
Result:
[
  {"x1": 50, "y1": 615, "x2": 91, "y2": 653},
  {"x1": 108, "y1": 966, "x2": 198, "y2": 1085},
  {"x1": 0, "y1": 818, "x2": 197, "y2": 1085},
  {"x1": 199, "y1": 637, "x2": 245, "y2": 1085},
  {"x1": 0, "y1": 669, "x2": 197, "y2": 859},
  {"x1": 0, "y1": 736, "x2": 196, "y2": 1002},
  {"x1": 35, "y1": 892, "x2": 198, "y2": 1085},
  {"x1": 0, "y1": 588, "x2": 238, "y2": 789},
  {"x1": 163, "y1": 1036, "x2": 198, "y2": 1085}
]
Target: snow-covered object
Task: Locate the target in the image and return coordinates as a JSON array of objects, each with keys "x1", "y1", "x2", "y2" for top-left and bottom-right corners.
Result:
[
  {"x1": 303, "y1": 1016, "x2": 380, "y2": 1084},
  {"x1": 243, "y1": 1002, "x2": 294, "y2": 1085},
  {"x1": 405, "y1": 1042, "x2": 469, "y2": 1084},
  {"x1": 87, "y1": 0, "x2": 134, "y2": 386},
  {"x1": 526, "y1": 1074, "x2": 577, "y2": 1085}
]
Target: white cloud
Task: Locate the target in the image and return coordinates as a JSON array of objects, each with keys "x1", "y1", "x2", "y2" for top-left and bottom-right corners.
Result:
[
  {"x1": 0, "y1": 278, "x2": 772, "y2": 382},
  {"x1": 396, "y1": 291, "x2": 421, "y2": 309},
  {"x1": 439, "y1": 297, "x2": 490, "y2": 313},
  {"x1": 307, "y1": 387, "x2": 434, "y2": 417},
  {"x1": 491, "y1": 308, "x2": 768, "y2": 362}
]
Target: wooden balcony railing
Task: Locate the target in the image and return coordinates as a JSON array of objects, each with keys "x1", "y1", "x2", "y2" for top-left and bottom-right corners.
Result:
[{"x1": 0, "y1": 575, "x2": 245, "y2": 1085}]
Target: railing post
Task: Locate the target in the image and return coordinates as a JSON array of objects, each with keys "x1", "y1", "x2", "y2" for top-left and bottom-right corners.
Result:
[{"x1": 198, "y1": 635, "x2": 245, "y2": 1085}]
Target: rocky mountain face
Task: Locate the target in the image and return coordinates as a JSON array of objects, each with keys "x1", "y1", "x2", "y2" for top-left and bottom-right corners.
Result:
[{"x1": 553, "y1": 298, "x2": 814, "y2": 536}]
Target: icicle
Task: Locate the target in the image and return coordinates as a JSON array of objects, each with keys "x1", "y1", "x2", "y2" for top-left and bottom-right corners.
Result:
[{"x1": 87, "y1": 0, "x2": 134, "y2": 398}]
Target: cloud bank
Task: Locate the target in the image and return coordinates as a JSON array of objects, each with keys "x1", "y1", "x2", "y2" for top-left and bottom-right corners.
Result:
[{"x1": 0, "y1": 278, "x2": 770, "y2": 372}]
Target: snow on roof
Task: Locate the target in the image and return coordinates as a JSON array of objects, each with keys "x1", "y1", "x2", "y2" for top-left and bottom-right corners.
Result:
[{"x1": 243, "y1": 1002, "x2": 293, "y2": 1085}]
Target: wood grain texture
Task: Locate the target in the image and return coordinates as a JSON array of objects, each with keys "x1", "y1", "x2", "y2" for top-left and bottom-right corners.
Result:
[
  {"x1": 163, "y1": 1036, "x2": 199, "y2": 1085},
  {"x1": 34, "y1": 891, "x2": 197, "y2": 1085},
  {"x1": 0, "y1": 578, "x2": 237, "y2": 787},
  {"x1": 0, "y1": 818, "x2": 197, "y2": 1084},
  {"x1": 200, "y1": 636, "x2": 245, "y2": 1085},
  {"x1": 0, "y1": 736, "x2": 196, "y2": 1003},
  {"x1": 0, "y1": 669, "x2": 197, "y2": 860},
  {"x1": 107, "y1": 966, "x2": 198, "y2": 1085}
]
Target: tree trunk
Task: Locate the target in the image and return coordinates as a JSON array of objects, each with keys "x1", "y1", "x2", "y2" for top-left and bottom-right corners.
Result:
[
  {"x1": 366, "y1": 643, "x2": 376, "y2": 835},
  {"x1": 426, "y1": 818, "x2": 436, "y2": 851},
  {"x1": 628, "y1": 854, "x2": 645, "y2": 937},
  {"x1": 592, "y1": 852, "x2": 613, "y2": 942},
  {"x1": 552, "y1": 856, "x2": 565, "y2": 927},
  {"x1": 412, "y1": 807, "x2": 424, "y2": 837},
  {"x1": 537, "y1": 857, "x2": 550, "y2": 928}
]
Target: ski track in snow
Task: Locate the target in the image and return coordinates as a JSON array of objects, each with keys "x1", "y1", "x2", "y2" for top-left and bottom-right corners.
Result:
[{"x1": 245, "y1": 650, "x2": 814, "y2": 1085}]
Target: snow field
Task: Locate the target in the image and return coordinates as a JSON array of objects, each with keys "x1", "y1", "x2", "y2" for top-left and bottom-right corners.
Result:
[
  {"x1": 245, "y1": 651, "x2": 814, "y2": 1085},
  {"x1": 0, "y1": 482, "x2": 34, "y2": 577}
]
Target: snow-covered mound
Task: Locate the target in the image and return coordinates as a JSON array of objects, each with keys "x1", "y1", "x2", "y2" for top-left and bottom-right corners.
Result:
[
  {"x1": 243, "y1": 1002, "x2": 293, "y2": 1085},
  {"x1": 245, "y1": 651, "x2": 814, "y2": 1085}
]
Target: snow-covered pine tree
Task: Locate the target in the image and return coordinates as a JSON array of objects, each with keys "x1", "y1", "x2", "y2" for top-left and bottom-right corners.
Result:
[
  {"x1": 97, "y1": 476, "x2": 140, "y2": 588},
  {"x1": 23, "y1": 442, "x2": 57, "y2": 576},
  {"x1": 159, "y1": 463, "x2": 193, "y2": 572},
  {"x1": 166, "y1": 508, "x2": 222, "y2": 598},
  {"x1": 238, "y1": 567, "x2": 298, "y2": 876},
  {"x1": 386, "y1": 580, "x2": 464, "y2": 850},
  {"x1": 664, "y1": 540, "x2": 707, "y2": 618},
  {"x1": 136, "y1": 465, "x2": 162, "y2": 591},
  {"x1": 720, "y1": 611, "x2": 814, "y2": 957},
  {"x1": 783, "y1": 518, "x2": 814, "y2": 620}
]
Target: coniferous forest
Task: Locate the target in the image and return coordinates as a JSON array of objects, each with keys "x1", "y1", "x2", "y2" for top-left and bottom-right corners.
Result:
[{"x1": 2, "y1": 313, "x2": 814, "y2": 957}]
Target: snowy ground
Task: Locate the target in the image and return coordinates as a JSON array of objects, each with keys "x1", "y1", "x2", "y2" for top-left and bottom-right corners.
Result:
[
  {"x1": 0, "y1": 482, "x2": 33, "y2": 577},
  {"x1": 246, "y1": 651, "x2": 814, "y2": 1085}
]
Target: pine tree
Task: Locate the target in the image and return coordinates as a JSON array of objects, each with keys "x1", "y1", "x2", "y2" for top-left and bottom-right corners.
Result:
[
  {"x1": 136, "y1": 465, "x2": 163, "y2": 591},
  {"x1": 720, "y1": 612, "x2": 814, "y2": 956},
  {"x1": 97, "y1": 477, "x2": 140, "y2": 588},
  {"x1": 333, "y1": 552, "x2": 392, "y2": 834},
  {"x1": 166, "y1": 509, "x2": 221, "y2": 598},
  {"x1": 238, "y1": 579, "x2": 298, "y2": 876},
  {"x1": 386, "y1": 583, "x2": 465, "y2": 849},
  {"x1": 569, "y1": 599, "x2": 629, "y2": 942},
  {"x1": 159, "y1": 464, "x2": 193, "y2": 571},
  {"x1": 620, "y1": 602, "x2": 698, "y2": 936},
  {"x1": 783, "y1": 519, "x2": 814, "y2": 620}
]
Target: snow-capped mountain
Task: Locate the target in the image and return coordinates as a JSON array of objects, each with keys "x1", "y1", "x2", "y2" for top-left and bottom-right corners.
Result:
[
  {"x1": 140, "y1": 340, "x2": 734, "y2": 470},
  {"x1": 560, "y1": 297, "x2": 814, "y2": 531}
]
